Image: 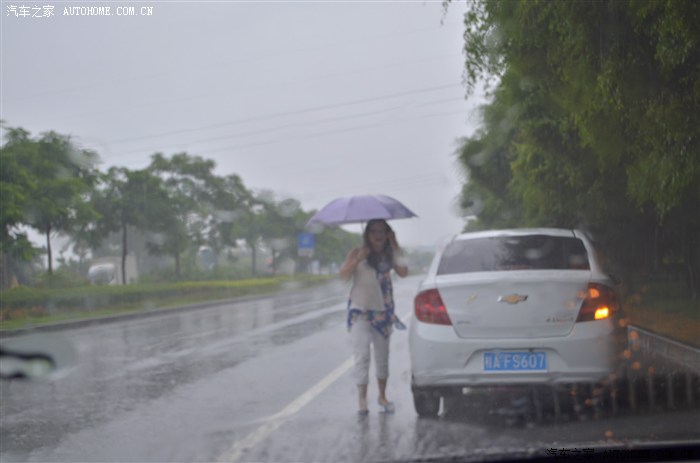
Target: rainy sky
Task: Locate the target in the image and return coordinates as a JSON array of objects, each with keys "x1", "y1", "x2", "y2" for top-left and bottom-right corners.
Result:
[{"x1": 1, "y1": 1, "x2": 483, "y2": 248}]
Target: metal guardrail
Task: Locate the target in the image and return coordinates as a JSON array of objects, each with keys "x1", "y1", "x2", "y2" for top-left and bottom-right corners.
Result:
[
  {"x1": 627, "y1": 324, "x2": 700, "y2": 375},
  {"x1": 622, "y1": 324, "x2": 700, "y2": 411}
]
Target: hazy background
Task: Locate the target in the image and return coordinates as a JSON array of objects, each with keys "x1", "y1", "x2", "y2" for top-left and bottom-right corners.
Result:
[{"x1": 1, "y1": 1, "x2": 483, "y2": 249}]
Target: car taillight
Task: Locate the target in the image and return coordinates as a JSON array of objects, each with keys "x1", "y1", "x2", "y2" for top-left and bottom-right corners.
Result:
[
  {"x1": 414, "y1": 289, "x2": 452, "y2": 325},
  {"x1": 576, "y1": 283, "x2": 619, "y2": 322}
]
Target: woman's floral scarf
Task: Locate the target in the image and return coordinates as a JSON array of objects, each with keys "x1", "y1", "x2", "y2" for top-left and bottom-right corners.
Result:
[{"x1": 347, "y1": 259, "x2": 407, "y2": 338}]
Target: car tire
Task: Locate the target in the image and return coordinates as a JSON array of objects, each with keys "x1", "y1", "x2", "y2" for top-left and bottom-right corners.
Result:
[{"x1": 413, "y1": 390, "x2": 440, "y2": 418}]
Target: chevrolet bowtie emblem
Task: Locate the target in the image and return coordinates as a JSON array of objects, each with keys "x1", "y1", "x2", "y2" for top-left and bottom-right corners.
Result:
[{"x1": 498, "y1": 294, "x2": 528, "y2": 304}]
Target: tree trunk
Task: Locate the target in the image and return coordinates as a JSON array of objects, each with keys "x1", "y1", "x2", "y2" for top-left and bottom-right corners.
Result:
[
  {"x1": 121, "y1": 221, "x2": 128, "y2": 285},
  {"x1": 653, "y1": 218, "x2": 662, "y2": 273},
  {"x1": 46, "y1": 224, "x2": 53, "y2": 274},
  {"x1": 249, "y1": 240, "x2": 257, "y2": 275},
  {"x1": 686, "y1": 223, "x2": 699, "y2": 301},
  {"x1": 174, "y1": 251, "x2": 181, "y2": 279},
  {"x1": 0, "y1": 252, "x2": 8, "y2": 289}
]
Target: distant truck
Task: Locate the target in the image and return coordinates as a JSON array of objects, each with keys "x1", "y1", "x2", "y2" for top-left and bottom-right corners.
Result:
[{"x1": 87, "y1": 255, "x2": 138, "y2": 285}]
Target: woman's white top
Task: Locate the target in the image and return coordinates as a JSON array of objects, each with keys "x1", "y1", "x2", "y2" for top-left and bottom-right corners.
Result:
[
  {"x1": 349, "y1": 260, "x2": 385, "y2": 311},
  {"x1": 349, "y1": 252, "x2": 406, "y2": 311}
]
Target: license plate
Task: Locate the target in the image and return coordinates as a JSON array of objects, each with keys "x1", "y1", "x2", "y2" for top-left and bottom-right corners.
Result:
[{"x1": 483, "y1": 351, "x2": 547, "y2": 372}]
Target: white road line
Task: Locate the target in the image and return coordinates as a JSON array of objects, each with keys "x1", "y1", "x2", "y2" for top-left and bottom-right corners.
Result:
[
  {"x1": 217, "y1": 311, "x2": 413, "y2": 463},
  {"x1": 217, "y1": 356, "x2": 354, "y2": 462}
]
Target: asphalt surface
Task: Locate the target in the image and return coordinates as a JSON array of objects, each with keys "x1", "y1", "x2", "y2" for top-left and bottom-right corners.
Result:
[{"x1": 1, "y1": 276, "x2": 698, "y2": 462}]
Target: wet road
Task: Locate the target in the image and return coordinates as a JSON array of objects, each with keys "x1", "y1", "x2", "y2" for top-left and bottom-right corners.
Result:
[{"x1": 1, "y1": 276, "x2": 699, "y2": 462}]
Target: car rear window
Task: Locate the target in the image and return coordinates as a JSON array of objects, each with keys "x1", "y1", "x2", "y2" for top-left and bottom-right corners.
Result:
[{"x1": 437, "y1": 235, "x2": 590, "y2": 275}]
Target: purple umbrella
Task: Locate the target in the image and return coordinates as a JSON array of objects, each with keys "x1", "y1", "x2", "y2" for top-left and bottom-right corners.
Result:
[{"x1": 306, "y1": 194, "x2": 417, "y2": 227}]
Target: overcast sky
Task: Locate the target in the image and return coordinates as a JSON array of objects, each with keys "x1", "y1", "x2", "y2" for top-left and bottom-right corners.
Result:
[{"x1": 2, "y1": 1, "x2": 483, "y2": 249}]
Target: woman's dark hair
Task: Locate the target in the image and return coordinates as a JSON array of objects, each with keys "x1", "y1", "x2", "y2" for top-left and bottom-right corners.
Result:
[{"x1": 364, "y1": 219, "x2": 394, "y2": 271}]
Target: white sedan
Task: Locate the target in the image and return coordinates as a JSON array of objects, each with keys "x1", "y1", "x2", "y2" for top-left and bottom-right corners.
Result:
[{"x1": 409, "y1": 228, "x2": 626, "y2": 417}]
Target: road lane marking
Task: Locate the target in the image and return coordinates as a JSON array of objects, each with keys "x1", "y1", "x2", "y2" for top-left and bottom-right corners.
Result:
[
  {"x1": 217, "y1": 356, "x2": 354, "y2": 462},
  {"x1": 217, "y1": 312, "x2": 413, "y2": 462}
]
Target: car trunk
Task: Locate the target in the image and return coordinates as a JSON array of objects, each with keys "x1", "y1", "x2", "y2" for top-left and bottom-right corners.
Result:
[{"x1": 435, "y1": 271, "x2": 591, "y2": 339}]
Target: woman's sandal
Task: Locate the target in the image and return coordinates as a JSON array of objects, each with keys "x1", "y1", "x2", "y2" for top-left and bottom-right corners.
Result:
[
  {"x1": 358, "y1": 398, "x2": 369, "y2": 416},
  {"x1": 378, "y1": 399, "x2": 395, "y2": 413}
]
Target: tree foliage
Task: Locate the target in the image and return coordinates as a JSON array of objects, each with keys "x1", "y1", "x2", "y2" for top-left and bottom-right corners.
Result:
[
  {"x1": 455, "y1": 0, "x2": 700, "y2": 297},
  {"x1": 147, "y1": 152, "x2": 227, "y2": 278},
  {"x1": 1, "y1": 125, "x2": 99, "y2": 279},
  {"x1": 91, "y1": 167, "x2": 172, "y2": 284},
  {"x1": 1, "y1": 126, "x2": 37, "y2": 261},
  {"x1": 1, "y1": 129, "x2": 361, "y2": 286}
]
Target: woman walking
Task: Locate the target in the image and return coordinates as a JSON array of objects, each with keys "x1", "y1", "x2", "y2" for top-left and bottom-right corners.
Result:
[{"x1": 340, "y1": 219, "x2": 408, "y2": 415}]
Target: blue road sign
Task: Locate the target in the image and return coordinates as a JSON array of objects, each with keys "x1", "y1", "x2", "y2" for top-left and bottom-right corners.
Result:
[{"x1": 297, "y1": 232, "x2": 315, "y2": 257}]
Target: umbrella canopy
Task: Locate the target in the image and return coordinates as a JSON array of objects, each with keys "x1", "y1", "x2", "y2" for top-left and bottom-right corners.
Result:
[{"x1": 306, "y1": 194, "x2": 417, "y2": 227}]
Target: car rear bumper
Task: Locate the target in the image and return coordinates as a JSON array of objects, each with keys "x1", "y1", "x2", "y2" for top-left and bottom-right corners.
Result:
[{"x1": 409, "y1": 317, "x2": 625, "y2": 389}]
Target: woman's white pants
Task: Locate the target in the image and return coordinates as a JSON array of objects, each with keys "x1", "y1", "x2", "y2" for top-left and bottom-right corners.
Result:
[{"x1": 350, "y1": 318, "x2": 390, "y2": 385}]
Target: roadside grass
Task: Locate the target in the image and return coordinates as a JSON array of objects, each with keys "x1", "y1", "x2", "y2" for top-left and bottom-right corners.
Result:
[
  {"x1": 3, "y1": 275, "x2": 697, "y2": 348},
  {"x1": 0, "y1": 306, "x2": 149, "y2": 331},
  {"x1": 0, "y1": 275, "x2": 334, "y2": 332},
  {"x1": 623, "y1": 281, "x2": 700, "y2": 347}
]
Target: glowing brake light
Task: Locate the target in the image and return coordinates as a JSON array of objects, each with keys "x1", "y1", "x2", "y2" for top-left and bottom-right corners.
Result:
[
  {"x1": 577, "y1": 283, "x2": 618, "y2": 322},
  {"x1": 594, "y1": 306, "x2": 610, "y2": 320},
  {"x1": 414, "y1": 289, "x2": 452, "y2": 325}
]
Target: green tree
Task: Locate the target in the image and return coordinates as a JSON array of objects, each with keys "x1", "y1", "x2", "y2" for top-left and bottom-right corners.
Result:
[
  {"x1": 147, "y1": 152, "x2": 227, "y2": 278},
  {"x1": 1, "y1": 127, "x2": 99, "y2": 276},
  {"x1": 92, "y1": 167, "x2": 171, "y2": 284},
  {"x1": 312, "y1": 226, "x2": 360, "y2": 268},
  {"x1": 454, "y1": 0, "x2": 700, "y2": 297},
  {"x1": 209, "y1": 174, "x2": 256, "y2": 270},
  {"x1": 0, "y1": 125, "x2": 39, "y2": 287},
  {"x1": 257, "y1": 195, "x2": 306, "y2": 274}
]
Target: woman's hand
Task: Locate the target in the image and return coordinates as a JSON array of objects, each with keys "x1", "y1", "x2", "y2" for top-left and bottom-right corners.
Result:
[
  {"x1": 393, "y1": 259, "x2": 409, "y2": 278},
  {"x1": 339, "y1": 246, "x2": 369, "y2": 280},
  {"x1": 355, "y1": 246, "x2": 370, "y2": 262}
]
